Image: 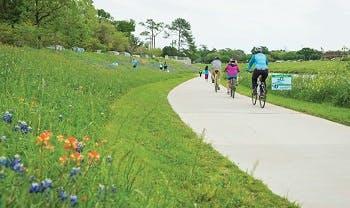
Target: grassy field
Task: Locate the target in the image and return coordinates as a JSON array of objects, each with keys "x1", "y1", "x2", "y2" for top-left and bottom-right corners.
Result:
[{"x1": 0, "y1": 46, "x2": 298, "y2": 207}]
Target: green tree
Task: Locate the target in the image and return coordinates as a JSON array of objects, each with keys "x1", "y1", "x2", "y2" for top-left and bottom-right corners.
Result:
[
  {"x1": 0, "y1": 0, "x2": 24, "y2": 25},
  {"x1": 297, "y1": 48, "x2": 322, "y2": 60},
  {"x1": 167, "y1": 18, "x2": 193, "y2": 52},
  {"x1": 139, "y1": 19, "x2": 164, "y2": 49},
  {"x1": 162, "y1": 46, "x2": 178, "y2": 56}
]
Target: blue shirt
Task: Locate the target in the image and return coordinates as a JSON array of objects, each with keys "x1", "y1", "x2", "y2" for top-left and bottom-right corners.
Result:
[{"x1": 247, "y1": 53, "x2": 268, "y2": 70}]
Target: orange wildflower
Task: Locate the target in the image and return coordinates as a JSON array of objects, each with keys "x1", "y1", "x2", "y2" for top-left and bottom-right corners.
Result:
[
  {"x1": 70, "y1": 152, "x2": 84, "y2": 165},
  {"x1": 57, "y1": 134, "x2": 64, "y2": 142},
  {"x1": 64, "y1": 137, "x2": 78, "y2": 152},
  {"x1": 83, "y1": 135, "x2": 89, "y2": 142},
  {"x1": 78, "y1": 86, "x2": 83, "y2": 92},
  {"x1": 59, "y1": 155, "x2": 68, "y2": 164},
  {"x1": 88, "y1": 151, "x2": 100, "y2": 163},
  {"x1": 45, "y1": 144, "x2": 55, "y2": 150},
  {"x1": 82, "y1": 195, "x2": 88, "y2": 201},
  {"x1": 37, "y1": 131, "x2": 52, "y2": 146}
]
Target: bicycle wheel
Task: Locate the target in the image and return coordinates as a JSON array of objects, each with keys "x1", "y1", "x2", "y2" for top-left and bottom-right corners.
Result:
[
  {"x1": 259, "y1": 85, "x2": 266, "y2": 108},
  {"x1": 230, "y1": 79, "x2": 236, "y2": 98},
  {"x1": 251, "y1": 88, "x2": 257, "y2": 105}
]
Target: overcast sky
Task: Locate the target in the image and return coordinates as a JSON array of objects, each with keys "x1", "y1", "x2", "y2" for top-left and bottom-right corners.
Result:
[{"x1": 93, "y1": 0, "x2": 350, "y2": 53}]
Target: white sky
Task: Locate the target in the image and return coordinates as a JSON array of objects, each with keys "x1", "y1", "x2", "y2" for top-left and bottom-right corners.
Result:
[{"x1": 93, "y1": 0, "x2": 350, "y2": 53}]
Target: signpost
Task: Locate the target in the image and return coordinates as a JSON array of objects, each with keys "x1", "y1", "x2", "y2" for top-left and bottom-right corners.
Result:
[{"x1": 271, "y1": 73, "x2": 292, "y2": 90}]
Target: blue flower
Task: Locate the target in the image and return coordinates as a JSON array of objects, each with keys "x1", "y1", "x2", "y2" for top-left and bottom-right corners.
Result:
[
  {"x1": 111, "y1": 185, "x2": 117, "y2": 193},
  {"x1": 76, "y1": 142, "x2": 84, "y2": 153},
  {"x1": 106, "y1": 155, "x2": 112, "y2": 163},
  {"x1": 14, "y1": 121, "x2": 32, "y2": 134},
  {"x1": 58, "y1": 187, "x2": 68, "y2": 201},
  {"x1": 40, "y1": 179, "x2": 53, "y2": 192},
  {"x1": 70, "y1": 167, "x2": 81, "y2": 176},
  {"x1": 29, "y1": 183, "x2": 40, "y2": 193},
  {"x1": 3, "y1": 111, "x2": 13, "y2": 123},
  {"x1": 0, "y1": 136, "x2": 6, "y2": 142},
  {"x1": 98, "y1": 184, "x2": 105, "y2": 195},
  {"x1": 11, "y1": 155, "x2": 25, "y2": 173},
  {"x1": 70, "y1": 195, "x2": 78, "y2": 206},
  {"x1": 0, "y1": 156, "x2": 9, "y2": 168}
]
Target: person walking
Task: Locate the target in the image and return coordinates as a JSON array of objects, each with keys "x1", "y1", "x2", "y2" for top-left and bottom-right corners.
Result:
[{"x1": 204, "y1": 65, "x2": 209, "y2": 82}]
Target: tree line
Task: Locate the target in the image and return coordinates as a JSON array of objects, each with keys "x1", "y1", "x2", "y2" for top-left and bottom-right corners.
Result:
[{"x1": 1, "y1": 0, "x2": 348, "y2": 63}]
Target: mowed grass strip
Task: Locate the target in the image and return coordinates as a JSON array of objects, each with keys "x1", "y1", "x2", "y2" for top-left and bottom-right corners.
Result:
[{"x1": 103, "y1": 78, "x2": 299, "y2": 208}]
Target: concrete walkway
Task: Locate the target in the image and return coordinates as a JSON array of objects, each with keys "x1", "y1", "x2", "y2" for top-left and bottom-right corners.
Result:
[{"x1": 168, "y1": 77, "x2": 350, "y2": 208}]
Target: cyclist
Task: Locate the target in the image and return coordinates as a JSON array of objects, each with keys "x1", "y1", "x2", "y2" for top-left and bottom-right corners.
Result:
[
  {"x1": 246, "y1": 47, "x2": 269, "y2": 95},
  {"x1": 224, "y1": 59, "x2": 240, "y2": 94},
  {"x1": 211, "y1": 57, "x2": 222, "y2": 89}
]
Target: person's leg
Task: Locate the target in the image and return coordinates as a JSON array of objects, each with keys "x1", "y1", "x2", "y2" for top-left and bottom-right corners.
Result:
[
  {"x1": 252, "y1": 69, "x2": 259, "y2": 93},
  {"x1": 260, "y1": 69, "x2": 269, "y2": 93},
  {"x1": 227, "y1": 78, "x2": 230, "y2": 94}
]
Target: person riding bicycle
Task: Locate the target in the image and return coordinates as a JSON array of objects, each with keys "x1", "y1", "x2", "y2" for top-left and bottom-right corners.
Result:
[
  {"x1": 211, "y1": 56, "x2": 222, "y2": 89},
  {"x1": 246, "y1": 47, "x2": 269, "y2": 95},
  {"x1": 224, "y1": 59, "x2": 240, "y2": 94}
]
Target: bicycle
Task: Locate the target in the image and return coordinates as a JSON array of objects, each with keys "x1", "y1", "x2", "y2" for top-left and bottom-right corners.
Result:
[
  {"x1": 228, "y1": 77, "x2": 237, "y2": 98},
  {"x1": 214, "y1": 70, "x2": 220, "y2": 92},
  {"x1": 251, "y1": 75, "x2": 266, "y2": 108}
]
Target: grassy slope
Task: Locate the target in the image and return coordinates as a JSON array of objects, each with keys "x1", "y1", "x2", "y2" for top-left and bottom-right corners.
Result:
[{"x1": 0, "y1": 46, "x2": 298, "y2": 207}]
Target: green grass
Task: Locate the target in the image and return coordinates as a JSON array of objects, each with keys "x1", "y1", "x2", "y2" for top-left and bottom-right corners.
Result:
[{"x1": 0, "y1": 45, "x2": 298, "y2": 207}]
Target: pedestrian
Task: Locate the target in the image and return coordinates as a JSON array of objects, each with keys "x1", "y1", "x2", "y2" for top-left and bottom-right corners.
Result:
[
  {"x1": 163, "y1": 62, "x2": 168, "y2": 71},
  {"x1": 131, "y1": 58, "x2": 138, "y2": 69},
  {"x1": 204, "y1": 66, "x2": 209, "y2": 82},
  {"x1": 159, "y1": 62, "x2": 163, "y2": 70},
  {"x1": 199, "y1": 68, "x2": 203, "y2": 77}
]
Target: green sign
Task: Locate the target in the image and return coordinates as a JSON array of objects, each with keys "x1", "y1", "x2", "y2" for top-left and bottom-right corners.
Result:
[{"x1": 271, "y1": 73, "x2": 292, "y2": 90}]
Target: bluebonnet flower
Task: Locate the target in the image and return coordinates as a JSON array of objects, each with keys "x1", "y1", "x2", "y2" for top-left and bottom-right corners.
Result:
[
  {"x1": 14, "y1": 121, "x2": 32, "y2": 134},
  {"x1": 40, "y1": 178, "x2": 53, "y2": 192},
  {"x1": 30, "y1": 175, "x2": 35, "y2": 182},
  {"x1": 0, "y1": 156, "x2": 9, "y2": 168},
  {"x1": 0, "y1": 136, "x2": 6, "y2": 142},
  {"x1": 111, "y1": 185, "x2": 117, "y2": 193},
  {"x1": 29, "y1": 183, "x2": 40, "y2": 193},
  {"x1": 3, "y1": 111, "x2": 13, "y2": 123},
  {"x1": 70, "y1": 195, "x2": 78, "y2": 206},
  {"x1": 10, "y1": 155, "x2": 25, "y2": 173},
  {"x1": 106, "y1": 155, "x2": 112, "y2": 163},
  {"x1": 76, "y1": 142, "x2": 84, "y2": 153},
  {"x1": 70, "y1": 167, "x2": 81, "y2": 177},
  {"x1": 58, "y1": 187, "x2": 68, "y2": 201}
]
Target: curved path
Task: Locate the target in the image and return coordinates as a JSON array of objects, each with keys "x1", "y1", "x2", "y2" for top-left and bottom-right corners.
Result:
[{"x1": 168, "y1": 77, "x2": 350, "y2": 208}]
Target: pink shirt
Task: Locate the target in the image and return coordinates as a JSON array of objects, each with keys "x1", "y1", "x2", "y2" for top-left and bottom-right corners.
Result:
[{"x1": 224, "y1": 64, "x2": 240, "y2": 77}]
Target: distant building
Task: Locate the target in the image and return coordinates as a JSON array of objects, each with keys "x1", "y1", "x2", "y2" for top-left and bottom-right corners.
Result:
[{"x1": 323, "y1": 51, "x2": 343, "y2": 59}]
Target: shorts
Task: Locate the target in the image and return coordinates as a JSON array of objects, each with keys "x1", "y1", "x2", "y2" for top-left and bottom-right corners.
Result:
[{"x1": 227, "y1": 76, "x2": 237, "y2": 80}]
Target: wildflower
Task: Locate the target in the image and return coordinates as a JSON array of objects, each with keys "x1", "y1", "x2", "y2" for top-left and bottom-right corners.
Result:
[
  {"x1": 70, "y1": 195, "x2": 78, "y2": 206},
  {"x1": 111, "y1": 185, "x2": 117, "y2": 193},
  {"x1": 70, "y1": 152, "x2": 84, "y2": 165},
  {"x1": 0, "y1": 170, "x2": 5, "y2": 178},
  {"x1": 78, "y1": 86, "x2": 83, "y2": 92},
  {"x1": 68, "y1": 104, "x2": 73, "y2": 109},
  {"x1": 70, "y1": 167, "x2": 81, "y2": 176},
  {"x1": 29, "y1": 183, "x2": 40, "y2": 193},
  {"x1": 88, "y1": 151, "x2": 100, "y2": 163},
  {"x1": 58, "y1": 114, "x2": 63, "y2": 121},
  {"x1": 76, "y1": 142, "x2": 84, "y2": 153},
  {"x1": 11, "y1": 155, "x2": 25, "y2": 172},
  {"x1": 3, "y1": 111, "x2": 13, "y2": 123},
  {"x1": 64, "y1": 137, "x2": 78, "y2": 152},
  {"x1": 30, "y1": 175, "x2": 35, "y2": 182},
  {"x1": 0, "y1": 136, "x2": 6, "y2": 142},
  {"x1": 82, "y1": 135, "x2": 89, "y2": 142},
  {"x1": 106, "y1": 155, "x2": 112, "y2": 163},
  {"x1": 58, "y1": 187, "x2": 68, "y2": 200},
  {"x1": 57, "y1": 134, "x2": 64, "y2": 142},
  {"x1": 82, "y1": 195, "x2": 88, "y2": 201},
  {"x1": 14, "y1": 121, "x2": 32, "y2": 134},
  {"x1": 0, "y1": 156, "x2": 9, "y2": 168},
  {"x1": 31, "y1": 100, "x2": 36, "y2": 107},
  {"x1": 59, "y1": 155, "x2": 68, "y2": 164},
  {"x1": 40, "y1": 178, "x2": 53, "y2": 192},
  {"x1": 37, "y1": 131, "x2": 52, "y2": 146}
]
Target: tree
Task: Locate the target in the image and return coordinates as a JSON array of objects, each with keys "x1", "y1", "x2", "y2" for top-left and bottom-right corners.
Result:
[
  {"x1": 297, "y1": 48, "x2": 322, "y2": 60},
  {"x1": 115, "y1": 19, "x2": 135, "y2": 36},
  {"x1": 139, "y1": 19, "x2": 164, "y2": 49},
  {"x1": 0, "y1": 0, "x2": 24, "y2": 25},
  {"x1": 162, "y1": 46, "x2": 178, "y2": 56},
  {"x1": 167, "y1": 18, "x2": 193, "y2": 52}
]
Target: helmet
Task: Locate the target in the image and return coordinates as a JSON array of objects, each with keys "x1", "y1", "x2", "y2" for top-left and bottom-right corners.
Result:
[
  {"x1": 229, "y1": 59, "x2": 236, "y2": 63},
  {"x1": 254, "y1": 47, "x2": 262, "y2": 53}
]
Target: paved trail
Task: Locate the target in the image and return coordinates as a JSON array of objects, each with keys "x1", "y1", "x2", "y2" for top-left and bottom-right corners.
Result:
[{"x1": 168, "y1": 77, "x2": 350, "y2": 208}]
